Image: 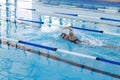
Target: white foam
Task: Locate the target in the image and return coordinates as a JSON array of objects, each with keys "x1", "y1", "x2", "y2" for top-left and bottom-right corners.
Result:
[{"x1": 78, "y1": 33, "x2": 104, "y2": 46}]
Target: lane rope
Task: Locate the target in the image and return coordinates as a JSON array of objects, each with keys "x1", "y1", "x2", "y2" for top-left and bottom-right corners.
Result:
[
  {"x1": 17, "y1": 19, "x2": 120, "y2": 36},
  {"x1": 18, "y1": 19, "x2": 103, "y2": 33},
  {"x1": 0, "y1": 5, "x2": 36, "y2": 11},
  {"x1": 54, "y1": 12, "x2": 78, "y2": 16},
  {"x1": 1, "y1": 16, "x2": 120, "y2": 36},
  {"x1": 0, "y1": 37, "x2": 120, "y2": 66},
  {"x1": 1, "y1": 4, "x2": 120, "y2": 26},
  {"x1": 101, "y1": 17, "x2": 120, "y2": 22},
  {"x1": 54, "y1": 12, "x2": 120, "y2": 23},
  {"x1": 0, "y1": 16, "x2": 120, "y2": 36},
  {"x1": 0, "y1": 39, "x2": 120, "y2": 79},
  {"x1": 18, "y1": 19, "x2": 44, "y2": 24},
  {"x1": 1, "y1": 3, "x2": 120, "y2": 23}
]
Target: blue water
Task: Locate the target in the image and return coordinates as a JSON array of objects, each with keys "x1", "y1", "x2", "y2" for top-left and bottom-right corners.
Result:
[{"x1": 0, "y1": 0, "x2": 120, "y2": 80}]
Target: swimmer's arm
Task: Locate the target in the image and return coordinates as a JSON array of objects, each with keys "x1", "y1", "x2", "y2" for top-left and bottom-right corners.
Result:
[{"x1": 62, "y1": 26, "x2": 72, "y2": 30}]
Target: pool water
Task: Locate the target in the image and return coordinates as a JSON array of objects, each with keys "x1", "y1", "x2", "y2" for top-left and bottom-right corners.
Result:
[{"x1": 0, "y1": 0, "x2": 120, "y2": 80}]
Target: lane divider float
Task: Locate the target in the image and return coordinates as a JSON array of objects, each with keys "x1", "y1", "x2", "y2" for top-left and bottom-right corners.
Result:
[
  {"x1": 1, "y1": 4, "x2": 120, "y2": 23},
  {"x1": 54, "y1": 12, "x2": 78, "y2": 17},
  {"x1": 0, "y1": 39, "x2": 120, "y2": 79},
  {"x1": 0, "y1": 16, "x2": 120, "y2": 36},
  {"x1": 55, "y1": 12, "x2": 120, "y2": 23},
  {"x1": 0, "y1": 37, "x2": 120, "y2": 66},
  {"x1": 101, "y1": 17, "x2": 120, "y2": 22},
  {"x1": 18, "y1": 19, "x2": 120, "y2": 36},
  {"x1": 1, "y1": 17, "x2": 120, "y2": 36},
  {"x1": 18, "y1": 19, "x2": 44, "y2": 24},
  {"x1": 0, "y1": 4, "x2": 36, "y2": 11},
  {"x1": 1, "y1": 4, "x2": 120, "y2": 26}
]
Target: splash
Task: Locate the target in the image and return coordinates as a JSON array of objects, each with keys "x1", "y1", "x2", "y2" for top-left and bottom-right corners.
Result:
[{"x1": 78, "y1": 32, "x2": 104, "y2": 46}]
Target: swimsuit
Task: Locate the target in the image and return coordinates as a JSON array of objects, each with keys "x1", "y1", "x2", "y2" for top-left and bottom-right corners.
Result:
[{"x1": 70, "y1": 38, "x2": 81, "y2": 44}]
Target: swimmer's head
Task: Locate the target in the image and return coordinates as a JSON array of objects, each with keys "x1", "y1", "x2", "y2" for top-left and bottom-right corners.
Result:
[{"x1": 60, "y1": 33, "x2": 69, "y2": 40}]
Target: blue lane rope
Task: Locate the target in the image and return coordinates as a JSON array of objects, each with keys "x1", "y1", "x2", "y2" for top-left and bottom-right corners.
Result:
[
  {"x1": 21, "y1": 8, "x2": 36, "y2": 11},
  {"x1": 96, "y1": 58, "x2": 120, "y2": 66},
  {"x1": 18, "y1": 40, "x2": 120, "y2": 66},
  {"x1": 55, "y1": 12, "x2": 120, "y2": 23},
  {"x1": 0, "y1": 4, "x2": 36, "y2": 11},
  {"x1": 1, "y1": 39, "x2": 120, "y2": 79},
  {"x1": 1, "y1": 17, "x2": 119, "y2": 36},
  {"x1": 19, "y1": 40, "x2": 57, "y2": 51},
  {"x1": 101, "y1": 17, "x2": 120, "y2": 22},
  {"x1": 18, "y1": 19, "x2": 104, "y2": 33},
  {"x1": 17, "y1": 19, "x2": 119, "y2": 36},
  {"x1": 18, "y1": 19, "x2": 44, "y2": 24},
  {"x1": 19, "y1": 40, "x2": 120, "y2": 66},
  {"x1": 72, "y1": 26, "x2": 103, "y2": 33},
  {"x1": 0, "y1": 37, "x2": 120, "y2": 66},
  {"x1": 55, "y1": 12, "x2": 78, "y2": 16}
]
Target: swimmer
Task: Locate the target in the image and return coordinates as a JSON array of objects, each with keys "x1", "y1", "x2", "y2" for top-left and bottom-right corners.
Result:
[
  {"x1": 61, "y1": 26, "x2": 82, "y2": 44},
  {"x1": 60, "y1": 26, "x2": 120, "y2": 51}
]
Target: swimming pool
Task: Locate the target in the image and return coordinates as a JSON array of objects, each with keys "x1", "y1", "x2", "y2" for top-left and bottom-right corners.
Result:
[{"x1": 0, "y1": 0, "x2": 120, "y2": 80}]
